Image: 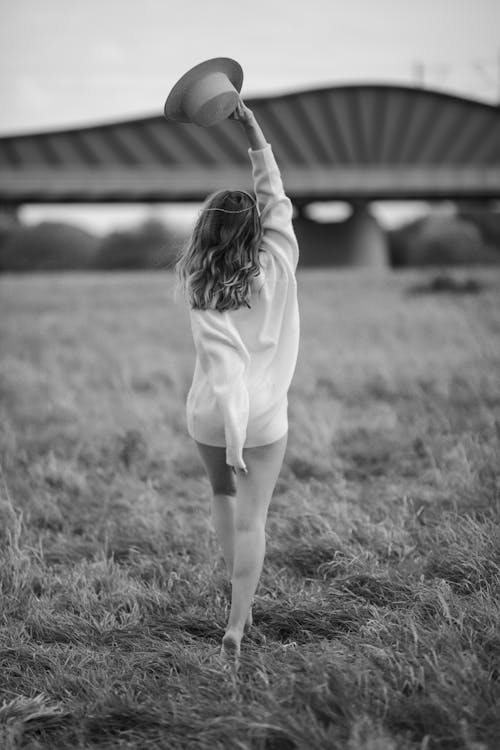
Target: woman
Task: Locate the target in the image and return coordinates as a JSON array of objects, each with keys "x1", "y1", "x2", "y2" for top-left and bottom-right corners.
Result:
[{"x1": 176, "y1": 99, "x2": 300, "y2": 667}]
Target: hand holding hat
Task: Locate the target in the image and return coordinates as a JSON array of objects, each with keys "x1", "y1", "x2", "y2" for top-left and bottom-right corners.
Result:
[
  {"x1": 164, "y1": 57, "x2": 244, "y2": 127},
  {"x1": 228, "y1": 98, "x2": 254, "y2": 124}
]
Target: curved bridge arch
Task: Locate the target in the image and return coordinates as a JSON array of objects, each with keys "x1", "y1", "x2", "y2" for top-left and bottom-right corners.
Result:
[{"x1": 0, "y1": 84, "x2": 499, "y2": 204}]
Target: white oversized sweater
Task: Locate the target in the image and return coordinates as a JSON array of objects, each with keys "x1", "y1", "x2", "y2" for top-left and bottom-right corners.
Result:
[{"x1": 186, "y1": 143, "x2": 300, "y2": 469}]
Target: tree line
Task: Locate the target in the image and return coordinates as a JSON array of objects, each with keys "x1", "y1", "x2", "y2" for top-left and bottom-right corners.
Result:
[
  {"x1": 0, "y1": 206, "x2": 499, "y2": 272},
  {"x1": 0, "y1": 217, "x2": 185, "y2": 273}
]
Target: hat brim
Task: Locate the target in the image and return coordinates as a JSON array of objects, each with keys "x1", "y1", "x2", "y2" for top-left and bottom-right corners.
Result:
[{"x1": 164, "y1": 57, "x2": 243, "y2": 123}]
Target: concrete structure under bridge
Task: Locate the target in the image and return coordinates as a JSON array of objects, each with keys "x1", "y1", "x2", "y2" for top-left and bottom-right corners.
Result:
[{"x1": 1, "y1": 84, "x2": 499, "y2": 268}]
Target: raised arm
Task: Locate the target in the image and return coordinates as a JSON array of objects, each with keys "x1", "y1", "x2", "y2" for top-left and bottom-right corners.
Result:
[
  {"x1": 190, "y1": 309, "x2": 250, "y2": 472},
  {"x1": 231, "y1": 100, "x2": 299, "y2": 270}
]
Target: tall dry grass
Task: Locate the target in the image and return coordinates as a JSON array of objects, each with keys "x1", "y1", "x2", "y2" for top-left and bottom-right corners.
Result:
[{"x1": 0, "y1": 268, "x2": 499, "y2": 749}]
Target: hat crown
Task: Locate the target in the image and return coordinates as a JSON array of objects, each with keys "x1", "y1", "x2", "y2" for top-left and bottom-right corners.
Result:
[
  {"x1": 164, "y1": 58, "x2": 243, "y2": 127},
  {"x1": 185, "y1": 72, "x2": 239, "y2": 127}
]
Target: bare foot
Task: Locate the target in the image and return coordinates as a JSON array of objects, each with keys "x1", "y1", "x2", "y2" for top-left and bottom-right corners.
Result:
[{"x1": 220, "y1": 629, "x2": 241, "y2": 671}]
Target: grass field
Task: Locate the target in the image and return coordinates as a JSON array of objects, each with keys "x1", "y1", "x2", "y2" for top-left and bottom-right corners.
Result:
[{"x1": 1, "y1": 268, "x2": 499, "y2": 750}]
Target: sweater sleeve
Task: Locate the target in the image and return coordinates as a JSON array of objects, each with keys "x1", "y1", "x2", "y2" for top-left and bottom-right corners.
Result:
[
  {"x1": 190, "y1": 309, "x2": 250, "y2": 470},
  {"x1": 249, "y1": 143, "x2": 299, "y2": 271}
]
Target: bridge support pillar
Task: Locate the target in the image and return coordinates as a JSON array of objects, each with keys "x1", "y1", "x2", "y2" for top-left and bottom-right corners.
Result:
[{"x1": 293, "y1": 201, "x2": 389, "y2": 270}]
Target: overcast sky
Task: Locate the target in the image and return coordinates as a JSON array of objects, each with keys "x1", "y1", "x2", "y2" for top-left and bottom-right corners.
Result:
[{"x1": 1, "y1": 0, "x2": 499, "y2": 135}]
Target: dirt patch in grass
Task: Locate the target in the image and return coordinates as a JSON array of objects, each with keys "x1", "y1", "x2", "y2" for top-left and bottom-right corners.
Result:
[
  {"x1": 255, "y1": 602, "x2": 367, "y2": 642},
  {"x1": 268, "y1": 541, "x2": 350, "y2": 578},
  {"x1": 407, "y1": 273, "x2": 486, "y2": 296},
  {"x1": 332, "y1": 574, "x2": 416, "y2": 608}
]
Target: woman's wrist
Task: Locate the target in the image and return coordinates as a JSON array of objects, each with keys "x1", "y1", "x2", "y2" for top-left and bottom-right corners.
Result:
[
  {"x1": 242, "y1": 119, "x2": 267, "y2": 150},
  {"x1": 231, "y1": 100, "x2": 267, "y2": 149}
]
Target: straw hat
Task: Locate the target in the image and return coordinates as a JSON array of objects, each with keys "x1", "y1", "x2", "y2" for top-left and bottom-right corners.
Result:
[{"x1": 164, "y1": 57, "x2": 243, "y2": 127}]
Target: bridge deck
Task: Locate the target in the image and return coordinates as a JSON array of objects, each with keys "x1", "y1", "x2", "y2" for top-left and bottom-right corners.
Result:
[
  {"x1": 1, "y1": 85, "x2": 499, "y2": 203},
  {"x1": 1, "y1": 166, "x2": 499, "y2": 203}
]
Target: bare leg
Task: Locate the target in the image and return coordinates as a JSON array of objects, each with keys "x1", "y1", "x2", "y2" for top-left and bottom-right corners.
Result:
[
  {"x1": 211, "y1": 493, "x2": 235, "y2": 574},
  {"x1": 222, "y1": 433, "x2": 287, "y2": 661},
  {"x1": 194, "y1": 442, "x2": 252, "y2": 629},
  {"x1": 211, "y1": 493, "x2": 253, "y2": 630}
]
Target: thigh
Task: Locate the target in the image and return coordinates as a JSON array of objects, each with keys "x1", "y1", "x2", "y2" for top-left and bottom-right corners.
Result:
[
  {"x1": 237, "y1": 433, "x2": 288, "y2": 526},
  {"x1": 195, "y1": 441, "x2": 237, "y2": 496}
]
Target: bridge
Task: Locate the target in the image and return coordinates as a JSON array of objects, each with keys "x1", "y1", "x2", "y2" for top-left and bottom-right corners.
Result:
[{"x1": 1, "y1": 84, "x2": 499, "y2": 266}]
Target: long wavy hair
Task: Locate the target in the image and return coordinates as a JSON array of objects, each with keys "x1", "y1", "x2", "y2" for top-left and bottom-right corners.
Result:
[{"x1": 175, "y1": 189, "x2": 263, "y2": 312}]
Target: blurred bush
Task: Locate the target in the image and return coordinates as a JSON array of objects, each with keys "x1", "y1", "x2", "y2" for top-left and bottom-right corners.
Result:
[
  {"x1": 94, "y1": 218, "x2": 184, "y2": 271},
  {"x1": 0, "y1": 208, "x2": 20, "y2": 267},
  {"x1": 0, "y1": 221, "x2": 99, "y2": 272},
  {"x1": 0, "y1": 217, "x2": 188, "y2": 273},
  {"x1": 388, "y1": 212, "x2": 500, "y2": 267}
]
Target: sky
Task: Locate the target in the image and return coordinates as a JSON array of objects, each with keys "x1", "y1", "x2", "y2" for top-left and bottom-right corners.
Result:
[{"x1": 1, "y1": 0, "x2": 499, "y2": 231}]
